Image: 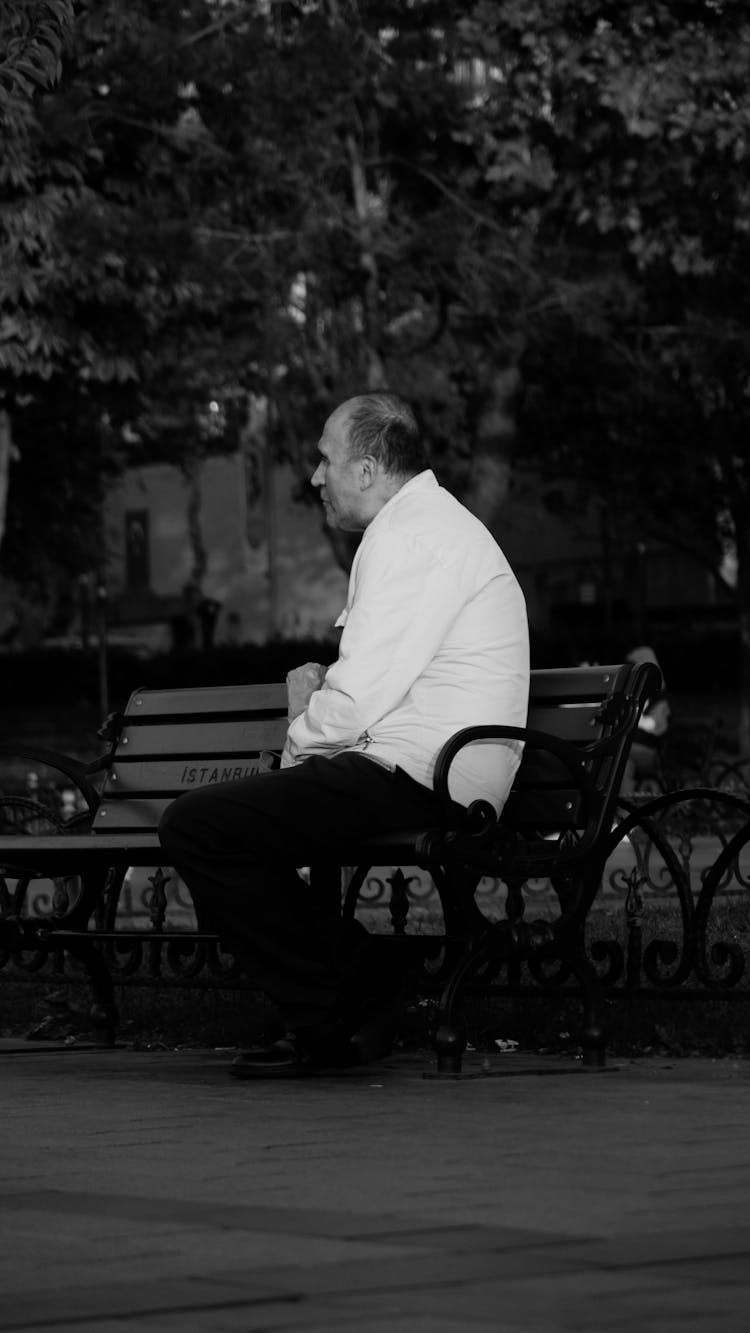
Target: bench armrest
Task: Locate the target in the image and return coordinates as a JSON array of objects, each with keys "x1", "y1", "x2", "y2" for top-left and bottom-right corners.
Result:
[
  {"x1": 433, "y1": 724, "x2": 600, "y2": 827},
  {"x1": 0, "y1": 744, "x2": 104, "y2": 816},
  {"x1": 433, "y1": 696, "x2": 642, "y2": 832}
]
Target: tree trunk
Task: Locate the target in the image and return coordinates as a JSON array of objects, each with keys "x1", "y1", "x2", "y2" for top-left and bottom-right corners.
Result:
[
  {"x1": 737, "y1": 540, "x2": 750, "y2": 755},
  {"x1": 323, "y1": 0, "x2": 385, "y2": 390},
  {"x1": 184, "y1": 457, "x2": 207, "y2": 590},
  {"x1": 739, "y1": 607, "x2": 750, "y2": 756},
  {"x1": 319, "y1": 1, "x2": 384, "y2": 571},
  {"x1": 0, "y1": 408, "x2": 12, "y2": 554},
  {"x1": 242, "y1": 391, "x2": 282, "y2": 636},
  {"x1": 181, "y1": 456, "x2": 207, "y2": 649},
  {"x1": 461, "y1": 364, "x2": 520, "y2": 527},
  {"x1": 345, "y1": 131, "x2": 385, "y2": 391},
  {"x1": 262, "y1": 416, "x2": 280, "y2": 639}
]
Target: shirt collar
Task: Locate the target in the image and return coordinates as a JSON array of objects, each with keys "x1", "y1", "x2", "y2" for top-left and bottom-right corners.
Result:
[
  {"x1": 366, "y1": 470, "x2": 438, "y2": 531},
  {"x1": 393, "y1": 469, "x2": 438, "y2": 498}
]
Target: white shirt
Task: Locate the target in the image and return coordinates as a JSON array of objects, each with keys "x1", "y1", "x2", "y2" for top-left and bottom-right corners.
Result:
[{"x1": 283, "y1": 470, "x2": 529, "y2": 812}]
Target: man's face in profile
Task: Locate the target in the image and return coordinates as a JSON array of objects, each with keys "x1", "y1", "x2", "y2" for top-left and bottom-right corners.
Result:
[{"x1": 311, "y1": 402, "x2": 368, "y2": 531}]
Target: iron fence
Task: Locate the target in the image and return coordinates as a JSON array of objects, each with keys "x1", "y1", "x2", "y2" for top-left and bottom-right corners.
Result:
[{"x1": 2, "y1": 787, "x2": 750, "y2": 1004}]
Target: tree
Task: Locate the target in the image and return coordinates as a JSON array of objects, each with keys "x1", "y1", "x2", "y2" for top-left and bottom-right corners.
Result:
[
  {"x1": 6, "y1": 0, "x2": 749, "y2": 753},
  {"x1": 466, "y1": 0, "x2": 750, "y2": 746},
  {"x1": 2, "y1": 0, "x2": 538, "y2": 619},
  {"x1": 0, "y1": 0, "x2": 75, "y2": 568},
  {"x1": 0, "y1": 1, "x2": 275, "y2": 617},
  {"x1": 200, "y1": 1, "x2": 533, "y2": 537}
]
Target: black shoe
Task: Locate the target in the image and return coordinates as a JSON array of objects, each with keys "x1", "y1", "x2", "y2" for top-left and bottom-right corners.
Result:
[
  {"x1": 229, "y1": 989, "x2": 402, "y2": 1080},
  {"x1": 347, "y1": 988, "x2": 403, "y2": 1066},
  {"x1": 229, "y1": 1038, "x2": 326, "y2": 1080},
  {"x1": 229, "y1": 1016, "x2": 365, "y2": 1079}
]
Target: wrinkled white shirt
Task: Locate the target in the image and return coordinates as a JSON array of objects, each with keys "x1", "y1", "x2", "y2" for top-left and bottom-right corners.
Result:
[{"x1": 283, "y1": 470, "x2": 529, "y2": 812}]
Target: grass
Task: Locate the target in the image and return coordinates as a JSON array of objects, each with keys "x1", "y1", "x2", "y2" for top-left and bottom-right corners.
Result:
[{"x1": 3, "y1": 976, "x2": 749, "y2": 1061}]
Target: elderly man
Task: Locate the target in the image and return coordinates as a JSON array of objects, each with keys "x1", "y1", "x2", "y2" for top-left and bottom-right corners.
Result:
[{"x1": 159, "y1": 391, "x2": 529, "y2": 1078}]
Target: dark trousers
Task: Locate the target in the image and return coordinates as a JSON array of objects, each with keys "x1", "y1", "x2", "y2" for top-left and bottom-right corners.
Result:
[{"x1": 158, "y1": 753, "x2": 451, "y2": 1035}]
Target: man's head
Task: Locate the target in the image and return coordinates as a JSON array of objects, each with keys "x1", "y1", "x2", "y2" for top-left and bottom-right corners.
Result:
[{"x1": 311, "y1": 392, "x2": 427, "y2": 531}]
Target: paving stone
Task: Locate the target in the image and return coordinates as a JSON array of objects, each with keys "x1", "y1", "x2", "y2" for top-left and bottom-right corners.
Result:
[
  {"x1": 324, "y1": 1269, "x2": 708, "y2": 1328},
  {"x1": 0, "y1": 1278, "x2": 289, "y2": 1332},
  {"x1": 2, "y1": 1047, "x2": 750, "y2": 1331}
]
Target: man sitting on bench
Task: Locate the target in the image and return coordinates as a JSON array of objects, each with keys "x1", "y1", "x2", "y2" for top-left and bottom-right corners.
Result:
[{"x1": 158, "y1": 391, "x2": 529, "y2": 1078}]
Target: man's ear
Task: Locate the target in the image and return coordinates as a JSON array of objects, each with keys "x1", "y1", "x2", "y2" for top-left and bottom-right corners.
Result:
[{"x1": 359, "y1": 455, "x2": 377, "y2": 489}]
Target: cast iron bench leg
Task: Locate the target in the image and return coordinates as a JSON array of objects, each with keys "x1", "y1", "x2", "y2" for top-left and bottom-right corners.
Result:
[
  {"x1": 566, "y1": 947, "x2": 606, "y2": 1067},
  {"x1": 430, "y1": 937, "x2": 489, "y2": 1075}
]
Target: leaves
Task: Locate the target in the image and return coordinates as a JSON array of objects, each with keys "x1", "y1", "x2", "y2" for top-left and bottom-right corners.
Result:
[
  {"x1": 0, "y1": 1, "x2": 74, "y2": 104},
  {"x1": 0, "y1": 0, "x2": 749, "y2": 695}
]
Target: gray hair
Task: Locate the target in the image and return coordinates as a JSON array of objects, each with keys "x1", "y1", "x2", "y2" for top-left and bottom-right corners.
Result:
[{"x1": 345, "y1": 392, "x2": 428, "y2": 477}]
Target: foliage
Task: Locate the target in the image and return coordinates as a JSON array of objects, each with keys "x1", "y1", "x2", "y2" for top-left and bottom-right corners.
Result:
[
  {"x1": 460, "y1": 0, "x2": 750, "y2": 736},
  {"x1": 1, "y1": 0, "x2": 750, "y2": 742},
  {"x1": 1, "y1": 0, "x2": 534, "y2": 600},
  {"x1": 0, "y1": 1, "x2": 74, "y2": 106},
  {"x1": 0, "y1": 2, "x2": 268, "y2": 591},
  {"x1": 480, "y1": 1, "x2": 750, "y2": 590}
]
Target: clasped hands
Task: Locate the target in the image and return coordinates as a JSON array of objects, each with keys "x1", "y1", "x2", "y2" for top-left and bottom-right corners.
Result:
[{"x1": 286, "y1": 661, "x2": 327, "y2": 722}]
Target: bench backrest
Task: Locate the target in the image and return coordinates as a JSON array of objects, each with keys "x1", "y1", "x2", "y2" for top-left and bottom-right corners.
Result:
[
  {"x1": 93, "y1": 662, "x2": 658, "y2": 840},
  {"x1": 500, "y1": 661, "x2": 659, "y2": 838},
  {"x1": 92, "y1": 683, "x2": 289, "y2": 834}
]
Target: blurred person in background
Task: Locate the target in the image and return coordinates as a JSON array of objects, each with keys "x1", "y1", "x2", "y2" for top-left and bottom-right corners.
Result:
[{"x1": 621, "y1": 644, "x2": 670, "y2": 795}]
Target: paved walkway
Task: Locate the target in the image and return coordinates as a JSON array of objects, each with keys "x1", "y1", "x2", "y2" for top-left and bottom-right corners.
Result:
[{"x1": 1, "y1": 1040, "x2": 749, "y2": 1331}]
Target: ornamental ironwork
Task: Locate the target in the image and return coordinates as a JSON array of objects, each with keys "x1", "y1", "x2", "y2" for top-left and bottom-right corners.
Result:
[{"x1": 2, "y1": 786, "x2": 749, "y2": 1000}]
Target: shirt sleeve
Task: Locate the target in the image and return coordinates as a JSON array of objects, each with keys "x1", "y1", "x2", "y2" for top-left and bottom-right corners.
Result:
[{"x1": 283, "y1": 526, "x2": 475, "y2": 762}]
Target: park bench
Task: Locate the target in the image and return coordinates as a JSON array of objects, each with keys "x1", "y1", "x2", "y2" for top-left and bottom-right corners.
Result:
[{"x1": 0, "y1": 661, "x2": 659, "y2": 1073}]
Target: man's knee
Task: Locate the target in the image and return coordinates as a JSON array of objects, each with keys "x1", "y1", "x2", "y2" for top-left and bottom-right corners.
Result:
[
  {"x1": 158, "y1": 774, "x2": 279, "y2": 858},
  {"x1": 158, "y1": 788, "x2": 206, "y2": 854}
]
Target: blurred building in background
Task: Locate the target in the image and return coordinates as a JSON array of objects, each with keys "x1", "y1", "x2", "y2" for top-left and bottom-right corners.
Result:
[
  {"x1": 103, "y1": 454, "x2": 347, "y2": 652},
  {"x1": 102, "y1": 452, "x2": 730, "y2": 663}
]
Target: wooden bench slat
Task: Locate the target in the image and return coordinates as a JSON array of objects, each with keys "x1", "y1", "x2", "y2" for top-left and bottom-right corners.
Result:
[
  {"x1": 93, "y1": 798, "x2": 175, "y2": 830},
  {"x1": 524, "y1": 664, "x2": 626, "y2": 701},
  {"x1": 2, "y1": 790, "x2": 589, "y2": 846},
  {"x1": 524, "y1": 703, "x2": 605, "y2": 741},
  {"x1": 125, "y1": 683, "x2": 288, "y2": 715},
  {"x1": 0, "y1": 831, "x2": 162, "y2": 874},
  {"x1": 503, "y1": 788, "x2": 583, "y2": 826},
  {"x1": 105, "y1": 757, "x2": 272, "y2": 794},
  {"x1": 514, "y1": 748, "x2": 613, "y2": 782},
  {"x1": 117, "y1": 717, "x2": 288, "y2": 757}
]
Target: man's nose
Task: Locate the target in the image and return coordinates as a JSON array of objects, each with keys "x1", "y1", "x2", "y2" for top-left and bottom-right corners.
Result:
[{"x1": 311, "y1": 462, "x2": 323, "y2": 488}]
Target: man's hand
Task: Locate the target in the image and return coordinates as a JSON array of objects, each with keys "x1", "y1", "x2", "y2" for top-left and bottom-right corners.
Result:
[{"x1": 286, "y1": 662, "x2": 327, "y2": 722}]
